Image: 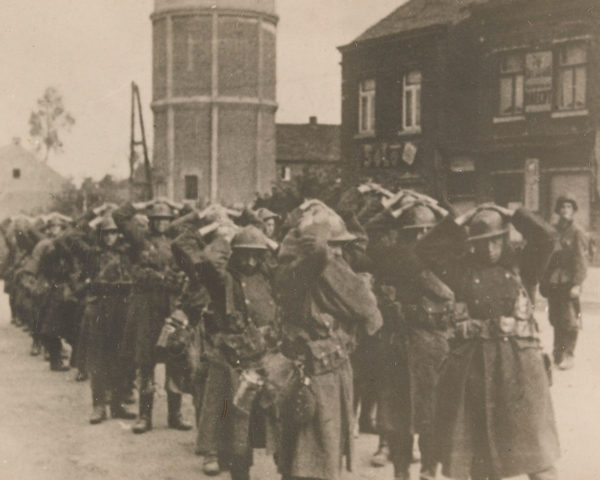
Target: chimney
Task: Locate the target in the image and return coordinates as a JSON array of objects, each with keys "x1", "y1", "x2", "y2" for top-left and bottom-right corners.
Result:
[
  {"x1": 12, "y1": 137, "x2": 20, "y2": 146},
  {"x1": 309, "y1": 116, "x2": 317, "y2": 125}
]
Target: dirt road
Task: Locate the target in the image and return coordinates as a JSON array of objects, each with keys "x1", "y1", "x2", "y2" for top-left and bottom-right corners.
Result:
[{"x1": 1, "y1": 288, "x2": 599, "y2": 480}]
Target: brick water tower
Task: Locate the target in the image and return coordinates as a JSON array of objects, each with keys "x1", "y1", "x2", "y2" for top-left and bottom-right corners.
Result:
[{"x1": 151, "y1": 0, "x2": 277, "y2": 205}]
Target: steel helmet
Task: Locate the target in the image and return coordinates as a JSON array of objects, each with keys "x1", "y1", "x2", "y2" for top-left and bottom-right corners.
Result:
[
  {"x1": 401, "y1": 204, "x2": 437, "y2": 230},
  {"x1": 99, "y1": 215, "x2": 119, "y2": 232},
  {"x1": 468, "y1": 208, "x2": 509, "y2": 242},
  {"x1": 554, "y1": 195, "x2": 578, "y2": 214},
  {"x1": 147, "y1": 202, "x2": 174, "y2": 219},
  {"x1": 255, "y1": 208, "x2": 279, "y2": 222},
  {"x1": 231, "y1": 225, "x2": 269, "y2": 250}
]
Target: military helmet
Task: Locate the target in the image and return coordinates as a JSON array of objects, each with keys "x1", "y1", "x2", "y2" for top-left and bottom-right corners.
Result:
[
  {"x1": 147, "y1": 202, "x2": 174, "y2": 219},
  {"x1": 231, "y1": 225, "x2": 268, "y2": 250},
  {"x1": 554, "y1": 195, "x2": 578, "y2": 214},
  {"x1": 44, "y1": 213, "x2": 71, "y2": 229},
  {"x1": 255, "y1": 208, "x2": 279, "y2": 222},
  {"x1": 401, "y1": 204, "x2": 437, "y2": 230},
  {"x1": 99, "y1": 215, "x2": 118, "y2": 232},
  {"x1": 468, "y1": 208, "x2": 509, "y2": 242}
]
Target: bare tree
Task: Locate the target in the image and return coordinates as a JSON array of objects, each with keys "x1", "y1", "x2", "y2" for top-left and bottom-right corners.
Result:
[{"x1": 28, "y1": 87, "x2": 75, "y2": 162}]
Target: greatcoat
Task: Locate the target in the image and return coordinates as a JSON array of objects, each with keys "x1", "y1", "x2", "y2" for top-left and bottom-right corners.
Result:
[{"x1": 415, "y1": 208, "x2": 560, "y2": 479}]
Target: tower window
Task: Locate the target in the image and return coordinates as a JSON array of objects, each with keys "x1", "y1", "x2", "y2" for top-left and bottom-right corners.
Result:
[
  {"x1": 12, "y1": 169, "x2": 20, "y2": 179},
  {"x1": 184, "y1": 175, "x2": 199, "y2": 200}
]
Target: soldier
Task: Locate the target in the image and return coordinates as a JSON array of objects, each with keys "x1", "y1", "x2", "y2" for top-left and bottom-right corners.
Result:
[
  {"x1": 112, "y1": 201, "x2": 192, "y2": 434},
  {"x1": 365, "y1": 200, "x2": 452, "y2": 480},
  {"x1": 190, "y1": 225, "x2": 278, "y2": 480},
  {"x1": 255, "y1": 208, "x2": 280, "y2": 240},
  {"x1": 60, "y1": 214, "x2": 137, "y2": 424},
  {"x1": 541, "y1": 196, "x2": 588, "y2": 371},
  {"x1": 275, "y1": 209, "x2": 382, "y2": 480},
  {"x1": 22, "y1": 214, "x2": 76, "y2": 371},
  {"x1": 415, "y1": 205, "x2": 559, "y2": 480}
]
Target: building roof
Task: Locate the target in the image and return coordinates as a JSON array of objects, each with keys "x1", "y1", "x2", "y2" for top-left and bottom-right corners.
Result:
[
  {"x1": 351, "y1": 0, "x2": 488, "y2": 44},
  {"x1": 276, "y1": 119, "x2": 340, "y2": 164},
  {"x1": 0, "y1": 143, "x2": 68, "y2": 217}
]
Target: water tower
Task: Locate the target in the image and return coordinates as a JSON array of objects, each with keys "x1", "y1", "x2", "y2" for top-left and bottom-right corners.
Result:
[{"x1": 151, "y1": 0, "x2": 277, "y2": 205}]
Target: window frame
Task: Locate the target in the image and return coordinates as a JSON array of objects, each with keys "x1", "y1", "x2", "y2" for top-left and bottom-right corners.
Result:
[
  {"x1": 498, "y1": 52, "x2": 525, "y2": 117},
  {"x1": 402, "y1": 70, "x2": 422, "y2": 132},
  {"x1": 358, "y1": 79, "x2": 376, "y2": 135},
  {"x1": 184, "y1": 174, "x2": 199, "y2": 201},
  {"x1": 556, "y1": 43, "x2": 587, "y2": 111}
]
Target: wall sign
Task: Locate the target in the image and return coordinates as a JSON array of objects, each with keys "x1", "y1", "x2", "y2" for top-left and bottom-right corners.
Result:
[
  {"x1": 525, "y1": 52, "x2": 553, "y2": 112},
  {"x1": 402, "y1": 142, "x2": 417, "y2": 166},
  {"x1": 524, "y1": 158, "x2": 540, "y2": 211}
]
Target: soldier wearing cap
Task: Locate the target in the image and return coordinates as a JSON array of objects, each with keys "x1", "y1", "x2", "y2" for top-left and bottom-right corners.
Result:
[
  {"x1": 365, "y1": 200, "x2": 452, "y2": 480},
  {"x1": 189, "y1": 225, "x2": 278, "y2": 480},
  {"x1": 275, "y1": 209, "x2": 382, "y2": 480},
  {"x1": 541, "y1": 196, "x2": 588, "y2": 370},
  {"x1": 112, "y1": 201, "x2": 191, "y2": 434},
  {"x1": 415, "y1": 205, "x2": 559, "y2": 480}
]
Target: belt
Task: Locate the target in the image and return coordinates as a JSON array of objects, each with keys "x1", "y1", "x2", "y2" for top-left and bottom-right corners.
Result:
[
  {"x1": 454, "y1": 317, "x2": 538, "y2": 341},
  {"x1": 88, "y1": 282, "x2": 131, "y2": 296}
]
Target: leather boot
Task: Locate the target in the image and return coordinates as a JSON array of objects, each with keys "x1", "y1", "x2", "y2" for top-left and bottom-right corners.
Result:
[
  {"x1": 111, "y1": 398, "x2": 137, "y2": 420},
  {"x1": 89, "y1": 405, "x2": 107, "y2": 425},
  {"x1": 167, "y1": 392, "x2": 193, "y2": 431},
  {"x1": 30, "y1": 339, "x2": 41, "y2": 357},
  {"x1": 132, "y1": 393, "x2": 153, "y2": 434}
]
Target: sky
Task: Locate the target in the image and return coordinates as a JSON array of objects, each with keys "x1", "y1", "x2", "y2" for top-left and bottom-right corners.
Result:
[{"x1": 0, "y1": 0, "x2": 405, "y2": 183}]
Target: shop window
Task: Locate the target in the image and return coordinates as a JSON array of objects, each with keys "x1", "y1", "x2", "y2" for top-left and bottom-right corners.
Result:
[
  {"x1": 557, "y1": 44, "x2": 587, "y2": 111},
  {"x1": 184, "y1": 175, "x2": 198, "y2": 200},
  {"x1": 12, "y1": 168, "x2": 20, "y2": 179},
  {"x1": 402, "y1": 71, "x2": 422, "y2": 132},
  {"x1": 359, "y1": 79, "x2": 376, "y2": 134},
  {"x1": 499, "y1": 53, "x2": 524, "y2": 116}
]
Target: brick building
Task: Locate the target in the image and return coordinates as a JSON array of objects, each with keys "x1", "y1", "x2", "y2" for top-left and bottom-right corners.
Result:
[
  {"x1": 276, "y1": 117, "x2": 340, "y2": 181},
  {"x1": 339, "y1": 0, "x2": 600, "y2": 227},
  {"x1": 151, "y1": 0, "x2": 278, "y2": 206}
]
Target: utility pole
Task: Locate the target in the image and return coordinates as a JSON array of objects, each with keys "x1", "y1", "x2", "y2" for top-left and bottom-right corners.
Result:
[{"x1": 130, "y1": 82, "x2": 153, "y2": 201}]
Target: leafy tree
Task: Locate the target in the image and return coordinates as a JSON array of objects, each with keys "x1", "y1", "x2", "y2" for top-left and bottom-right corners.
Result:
[
  {"x1": 51, "y1": 175, "x2": 130, "y2": 218},
  {"x1": 28, "y1": 87, "x2": 75, "y2": 162}
]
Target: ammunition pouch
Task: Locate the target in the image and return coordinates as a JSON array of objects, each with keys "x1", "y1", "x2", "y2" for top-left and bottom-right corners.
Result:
[
  {"x1": 404, "y1": 297, "x2": 454, "y2": 331},
  {"x1": 304, "y1": 333, "x2": 350, "y2": 376}
]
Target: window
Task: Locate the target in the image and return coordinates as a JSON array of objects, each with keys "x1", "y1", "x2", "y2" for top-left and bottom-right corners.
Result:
[
  {"x1": 12, "y1": 168, "x2": 20, "y2": 179},
  {"x1": 186, "y1": 34, "x2": 195, "y2": 72},
  {"x1": 403, "y1": 71, "x2": 422, "y2": 131},
  {"x1": 184, "y1": 175, "x2": 198, "y2": 200},
  {"x1": 499, "y1": 53, "x2": 524, "y2": 116},
  {"x1": 281, "y1": 166, "x2": 291, "y2": 181},
  {"x1": 557, "y1": 44, "x2": 587, "y2": 110},
  {"x1": 359, "y1": 79, "x2": 376, "y2": 134}
]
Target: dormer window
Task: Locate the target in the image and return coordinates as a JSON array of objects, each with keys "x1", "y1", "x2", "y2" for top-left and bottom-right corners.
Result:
[{"x1": 402, "y1": 71, "x2": 422, "y2": 132}]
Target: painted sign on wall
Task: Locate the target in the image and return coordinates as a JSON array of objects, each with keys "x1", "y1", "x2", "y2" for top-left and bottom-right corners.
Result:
[{"x1": 525, "y1": 52, "x2": 553, "y2": 112}]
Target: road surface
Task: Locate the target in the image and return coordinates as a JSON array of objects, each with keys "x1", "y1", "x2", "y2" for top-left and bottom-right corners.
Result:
[{"x1": 1, "y1": 279, "x2": 600, "y2": 480}]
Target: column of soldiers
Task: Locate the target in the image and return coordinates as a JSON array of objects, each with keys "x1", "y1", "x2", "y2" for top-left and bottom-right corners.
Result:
[{"x1": 0, "y1": 188, "x2": 590, "y2": 480}]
